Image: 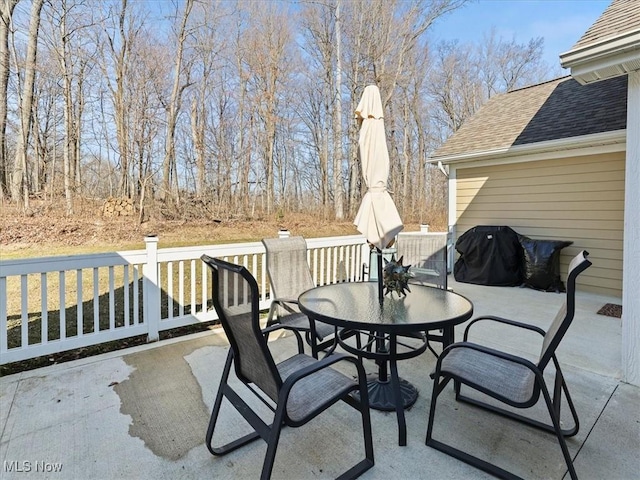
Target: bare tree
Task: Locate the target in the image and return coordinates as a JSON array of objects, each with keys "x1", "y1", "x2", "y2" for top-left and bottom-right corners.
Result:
[
  {"x1": 429, "y1": 33, "x2": 552, "y2": 141},
  {"x1": 243, "y1": 1, "x2": 294, "y2": 215},
  {"x1": 332, "y1": 0, "x2": 346, "y2": 219},
  {"x1": 299, "y1": 1, "x2": 335, "y2": 217},
  {"x1": 10, "y1": 0, "x2": 43, "y2": 209},
  {"x1": 100, "y1": 0, "x2": 146, "y2": 198},
  {"x1": 48, "y1": 0, "x2": 96, "y2": 214},
  {"x1": 0, "y1": 0, "x2": 18, "y2": 200},
  {"x1": 427, "y1": 41, "x2": 481, "y2": 137},
  {"x1": 129, "y1": 37, "x2": 167, "y2": 222},
  {"x1": 480, "y1": 29, "x2": 547, "y2": 97},
  {"x1": 231, "y1": 13, "x2": 252, "y2": 215},
  {"x1": 188, "y1": 0, "x2": 227, "y2": 200},
  {"x1": 161, "y1": 0, "x2": 193, "y2": 206}
]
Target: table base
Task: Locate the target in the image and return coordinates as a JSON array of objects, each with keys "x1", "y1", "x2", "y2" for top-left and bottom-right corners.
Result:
[{"x1": 355, "y1": 378, "x2": 419, "y2": 412}]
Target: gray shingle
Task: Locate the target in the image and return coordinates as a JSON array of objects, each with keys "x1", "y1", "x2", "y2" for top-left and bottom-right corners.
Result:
[{"x1": 432, "y1": 75, "x2": 627, "y2": 159}]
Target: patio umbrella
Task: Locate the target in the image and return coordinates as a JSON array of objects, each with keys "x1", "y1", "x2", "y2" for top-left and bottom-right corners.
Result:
[{"x1": 353, "y1": 85, "x2": 404, "y2": 300}]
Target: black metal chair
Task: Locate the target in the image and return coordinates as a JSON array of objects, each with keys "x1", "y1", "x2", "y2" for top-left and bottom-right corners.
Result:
[
  {"x1": 262, "y1": 236, "x2": 337, "y2": 358},
  {"x1": 426, "y1": 250, "x2": 592, "y2": 480},
  {"x1": 201, "y1": 255, "x2": 374, "y2": 480}
]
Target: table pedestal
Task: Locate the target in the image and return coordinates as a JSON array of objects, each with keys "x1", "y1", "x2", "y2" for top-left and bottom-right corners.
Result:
[
  {"x1": 342, "y1": 331, "x2": 426, "y2": 446},
  {"x1": 358, "y1": 377, "x2": 419, "y2": 411}
]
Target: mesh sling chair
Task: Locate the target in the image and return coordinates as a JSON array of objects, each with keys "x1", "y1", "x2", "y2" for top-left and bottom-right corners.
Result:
[
  {"x1": 396, "y1": 232, "x2": 449, "y2": 357},
  {"x1": 201, "y1": 255, "x2": 374, "y2": 480},
  {"x1": 396, "y1": 232, "x2": 448, "y2": 290},
  {"x1": 262, "y1": 236, "x2": 337, "y2": 358},
  {"x1": 426, "y1": 250, "x2": 592, "y2": 480}
]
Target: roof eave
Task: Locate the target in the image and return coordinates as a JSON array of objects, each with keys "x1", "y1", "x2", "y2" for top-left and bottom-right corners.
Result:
[
  {"x1": 560, "y1": 30, "x2": 640, "y2": 85},
  {"x1": 430, "y1": 130, "x2": 627, "y2": 166}
]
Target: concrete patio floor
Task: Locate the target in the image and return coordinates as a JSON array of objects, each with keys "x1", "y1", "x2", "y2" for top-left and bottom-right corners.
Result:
[{"x1": 1, "y1": 278, "x2": 638, "y2": 479}]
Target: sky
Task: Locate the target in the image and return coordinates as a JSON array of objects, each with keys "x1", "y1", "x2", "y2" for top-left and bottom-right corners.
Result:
[{"x1": 429, "y1": 0, "x2": 612, "y2": 73}]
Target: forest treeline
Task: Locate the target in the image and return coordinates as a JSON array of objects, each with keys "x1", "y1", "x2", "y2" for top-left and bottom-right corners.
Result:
[{"x1": 0, "y1": 0, "x2": 555, "y2": 223}]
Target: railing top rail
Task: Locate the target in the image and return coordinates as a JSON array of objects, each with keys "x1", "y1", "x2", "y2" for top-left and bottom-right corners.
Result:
[
  {"x1": 156, "y1": 241, "x2": 264, "y2": 262},
  {"x1": 307, "y1": 234, "x2": 367, "y2": 248},
  {"x1": 0, "y1": 250, "x2": 148, "y2": 276},
  {"x1": 398, "y1": 232, "x2": 448, "y2": 237}
]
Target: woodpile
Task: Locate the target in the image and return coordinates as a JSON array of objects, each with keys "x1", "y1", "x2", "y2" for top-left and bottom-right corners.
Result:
[{"x1": 102, "y1": 197, "x2": 134, "y2": 217}]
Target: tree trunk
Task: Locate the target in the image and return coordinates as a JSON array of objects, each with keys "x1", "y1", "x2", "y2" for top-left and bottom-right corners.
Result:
[
  {"x1": 332, "y1": 0, "x2": 344, "y2": 220},
  {"x1": 114, "y1": 0, "x2": 131, "y2": 198},
  {"x1": 59, "y1": 0, "x2": 75, "y2": 214},
  {"x1": 0, "y1": 0, "x2": 18, "y2": 199},
  {"x1": 11, "y1": 0, "x2": 43, "y2": 210},
  {"x1": 162, "y1": 0, "x2": 193, "y2": 204},
  {"x1": 190, "y1": 97, "x2": 205, "y2": 196}
]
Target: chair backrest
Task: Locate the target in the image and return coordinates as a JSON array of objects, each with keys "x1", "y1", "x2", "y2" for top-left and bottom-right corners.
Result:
[
  {"x1": 201, "y1": 255, "x2": 282, "y2": 402},
  {"x1": 262, "y1": 236, "x2": 315, "y2": 310},
  {"x1": 396, "y1": 232, "x2": 448, "y2": 289},
  {"x1": 538, "y1": 250, "x2": 592, "y2": 370}
]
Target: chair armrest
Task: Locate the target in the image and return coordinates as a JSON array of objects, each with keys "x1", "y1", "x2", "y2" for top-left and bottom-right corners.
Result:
[
  {"x1": 273, "y1": 298, "x2": 299, "y2": 312},
  {"x1": 261, "y1": 323, "x2": 292, "y2": 335},
  {"x1": 410, "y1": 267, "x2": 440, "y2": 277},
  {"x1": 280, "y1": 354, "x2": 365, "y2": 398},
  {"x1": 267, "y1": 297, "x2": 300, "y2": 323},
  {"x1": 463, "y1": 315, "x2": 546, "y2": 341}
]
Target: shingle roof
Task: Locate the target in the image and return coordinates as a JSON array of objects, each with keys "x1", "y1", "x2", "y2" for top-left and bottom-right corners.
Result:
[
  {"x1": 571, "y1": 0, "x2": 640, "y2": 51},
  {"x1": 431, "y1": 75, "x2": 627, "y2": 159}
]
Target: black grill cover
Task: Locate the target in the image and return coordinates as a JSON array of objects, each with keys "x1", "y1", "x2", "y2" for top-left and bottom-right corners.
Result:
[{"x1": 454, "y1": 226, "x2": 522, "y2": 286}]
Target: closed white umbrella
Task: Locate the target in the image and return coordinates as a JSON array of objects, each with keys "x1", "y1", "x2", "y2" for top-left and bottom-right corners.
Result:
[
  {"x1": 354, "y1": 85, "x2": 404, "y2": 301},
  {"x1": 354, "y1": 85, "x2": 404, "y2": 250}
]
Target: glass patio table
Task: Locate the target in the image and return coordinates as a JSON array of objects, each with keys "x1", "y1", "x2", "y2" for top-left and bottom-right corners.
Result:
[{"x1": 298, "y1": 281, "x2": 473, "y2": 446}]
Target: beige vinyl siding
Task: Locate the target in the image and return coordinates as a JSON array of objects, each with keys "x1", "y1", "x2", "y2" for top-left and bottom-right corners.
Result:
[{"x1": 455, "y1": 152, "x2": 625, "y2": 297}]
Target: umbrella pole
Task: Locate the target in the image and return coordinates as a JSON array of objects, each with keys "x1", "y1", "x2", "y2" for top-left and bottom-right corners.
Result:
[{"x1": 377, "y1": 248, "x2": 384, "y2": 304}]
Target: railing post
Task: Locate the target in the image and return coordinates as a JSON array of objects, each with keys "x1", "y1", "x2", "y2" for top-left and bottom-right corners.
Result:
[
  {"x1": 144, "y1": 235, "x2": 160, "y2": 342},
  {"x1": 420, "y1": 224, "x2": 429, "y2": 233},
  {"x1": 278, "y1": 229, "x2": 290, "y2": 238}
]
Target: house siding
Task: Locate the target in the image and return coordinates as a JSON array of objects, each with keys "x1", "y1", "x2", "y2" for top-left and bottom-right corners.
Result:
[{"x1": 455, "y1": 152, "x2": 625, "y2": 297}]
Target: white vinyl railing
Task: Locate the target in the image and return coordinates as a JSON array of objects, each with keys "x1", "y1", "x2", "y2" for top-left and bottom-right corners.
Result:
[{"x1": 0, "y1": 232, "x2": 369, "y2": 365}]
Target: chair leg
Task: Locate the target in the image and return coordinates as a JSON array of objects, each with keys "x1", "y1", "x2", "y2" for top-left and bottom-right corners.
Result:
[
  {"x1": 260, "y1": 404, "x2": 286, "y2": 480},
  {"x1": 389, "y1": 355, "x2": 407, "y2": 446},
  {"x1": 427, "y1": 372, "x2": 578, "y2": 480},
  {"x1": 261, "y1": 377, "x2": 375, "y2": 480},
  {"x1": 291, "y1": 329, "x2": 305, "y2": 355},
  {"x1": 337, "y1": 387, "x2": 375, "y2": 479},
  {"x1": 425, "y1": 370, "x2": 449, "y2": 444},
  {"x1": 427, "y1": 374, "x2": 523, "y2": 480},
  {"x1": 540, "y1": 379, "x2": 579, "y2": 480},
  {"x1": 206, "y1": 350, "x2": 261, "y2": 455},
  {"x1": 306, "y1": 324, "x2": 320, "y2": 359},
  {"x1": 359, "y1": 386, "x2": 375, "y2": 468},
  {"x1": 309, "y1": 334, "x2": 319, "y2": 359},
  {"x1": 552, "y1": 358, "x2": 580, "y2": 437}
]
